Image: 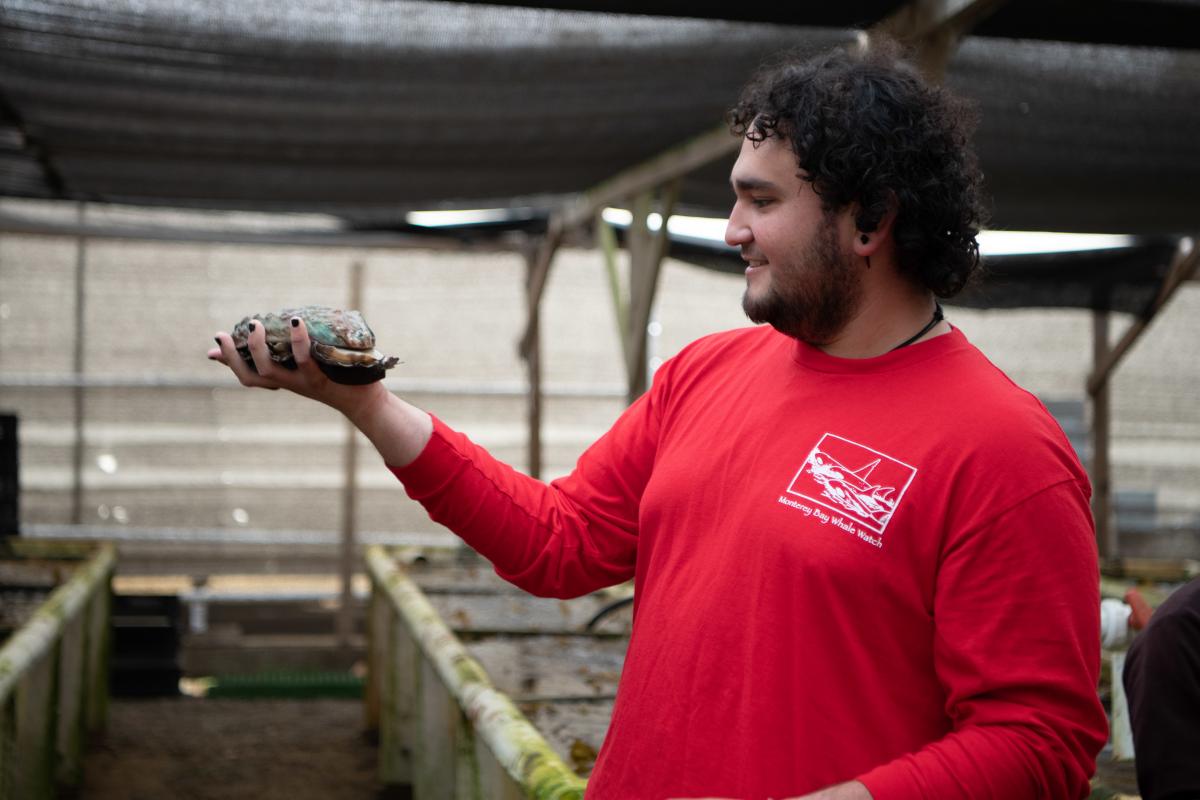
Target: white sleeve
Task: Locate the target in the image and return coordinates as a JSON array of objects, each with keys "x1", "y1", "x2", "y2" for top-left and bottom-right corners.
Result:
[{"x1": 1100, "y1": 598, "x2": 1132, "y2": 649}]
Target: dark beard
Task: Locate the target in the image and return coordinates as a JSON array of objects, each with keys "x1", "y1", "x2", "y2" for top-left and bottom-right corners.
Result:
[{"x1": 741, "y1": 224, "x2": 862, "y2": 345}]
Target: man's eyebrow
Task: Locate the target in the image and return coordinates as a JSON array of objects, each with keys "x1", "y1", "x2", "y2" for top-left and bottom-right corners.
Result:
[{"x1": 731, "y1": 177, "x2": 781, "y2": 193}]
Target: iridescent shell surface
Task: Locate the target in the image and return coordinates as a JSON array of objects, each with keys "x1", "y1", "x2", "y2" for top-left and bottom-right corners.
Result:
[{"x1": 231, "y1": 305, "x2": 399, "y2": 385}]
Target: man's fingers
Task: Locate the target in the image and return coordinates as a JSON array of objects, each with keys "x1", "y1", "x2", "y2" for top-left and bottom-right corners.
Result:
[
  {"x1": 210, "y1": 333, "x2": 240, "y2": 370},
  {"x1": 211, "y1": 330, "x2": 279, "y2": 390},
  {"x1": 289, "y1": 315, "x2": 314, "y2": 367},
  {"x1": 245, "y1": 319, "x2": 282, "y2": 379}
]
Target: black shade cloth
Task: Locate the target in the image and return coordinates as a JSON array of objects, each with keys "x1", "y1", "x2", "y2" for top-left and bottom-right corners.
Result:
[
  {"x1": 660, "y1": 233, "x2": 1183, "y2": 315},
  {"x1": 1, "y1": 1, "x2": 1199, "y2": 234},
  {"x1": 956, "y1": 241, "x2": 1183, "y2": 314}
]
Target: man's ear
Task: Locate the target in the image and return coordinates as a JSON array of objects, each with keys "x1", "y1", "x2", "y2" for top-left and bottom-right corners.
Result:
[{"x1": 851, "y1": 193, "x2": 898, "y2": 256}]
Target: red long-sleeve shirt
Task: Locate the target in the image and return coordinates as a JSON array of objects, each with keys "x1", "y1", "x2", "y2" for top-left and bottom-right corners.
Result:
[{"x1": 391, "y1": 325, "x2": 1108, "y2": 799}]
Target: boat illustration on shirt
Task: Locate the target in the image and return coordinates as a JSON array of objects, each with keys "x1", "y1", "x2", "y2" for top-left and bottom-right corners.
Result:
[{"x1": 804, "y1": 450, "x2": 899, "y2": 525}]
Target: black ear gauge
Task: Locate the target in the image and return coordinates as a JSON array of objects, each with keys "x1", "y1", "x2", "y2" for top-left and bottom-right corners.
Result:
[{"x1": 860, "y1": 234, "x2": 869, "y2": 244}]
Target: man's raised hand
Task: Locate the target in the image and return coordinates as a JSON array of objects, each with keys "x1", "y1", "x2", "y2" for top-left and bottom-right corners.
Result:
[
  {"x1": 207, "y1": 315, "x2": 431, "y2": 466},
  {"x1": 208, "y1": 315, "x2": 389, "y2": 421}
]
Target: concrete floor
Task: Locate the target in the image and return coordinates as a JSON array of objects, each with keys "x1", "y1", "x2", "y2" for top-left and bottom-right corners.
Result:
[{"x1": 80, "y1": 698, "x2": 397, "y2": 800}]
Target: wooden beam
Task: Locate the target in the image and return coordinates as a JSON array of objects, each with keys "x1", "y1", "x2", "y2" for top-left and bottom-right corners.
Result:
[
  {"x1": 596, "y1": 211, "x2": 628, "y2": 357},
  {"x1": 1091, "y1": 308, "x2": 1115, "y2": 563},
  {"x1": 517, "y1": 219, "x2": 563, "y2": 361},
  {"x1": 1087, "y1": 238, "x2": 1199, "y2": 397},
  {"x1": 879, "y1": 0, "x2": 1008, "y2": 40},
  {"x1": 523, "y1": 240, "x2": 544, "y2": 480},
  {"x1": 1086, "y1": 239, "x2": 1197, "y2": 564},
  {"x1": 625, "y1": 181, "x2": 680, "y2": 403},
  {"x1": 559, "y1": 125, "x2": 736, "y2": 234},
  {"x1": 622, "y1": 192, "x2": 654, "y2": 390},
  {"x1": 1086, "y1": 238, "x2": 1196, "y2": 565},
  {"x1": 363, "y1": 590, "x2": 386, "y2": 734},
  {"x1": 519, "y1": 123, "x2": 736, "y2": 369},
  {"x1": 873, "y1": 0, "x2": 1009, "y2": 79}
]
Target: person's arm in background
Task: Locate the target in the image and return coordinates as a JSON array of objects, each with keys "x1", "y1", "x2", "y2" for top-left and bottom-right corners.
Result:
[
  {"x1": 856, "y1": 479, "x2": 1109, "y2": 800},
  {"x1": 1100, "y1": 588, "x2": 1153, "y2": 649}
]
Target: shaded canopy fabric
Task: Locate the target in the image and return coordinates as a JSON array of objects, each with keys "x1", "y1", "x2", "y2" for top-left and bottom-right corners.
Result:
[
  {"x1": 640, "y1": 227, "x2": 1184, "y2": 315},
  {"x1": 1, "y1": 0, "x2": 1199, "y2": 236},
  {"x1": 953, "y1": 241, "x2": 1184, "y2": 314},
  {"x1": 0, "y1": 1, "x2": 845, "y2": 211}
]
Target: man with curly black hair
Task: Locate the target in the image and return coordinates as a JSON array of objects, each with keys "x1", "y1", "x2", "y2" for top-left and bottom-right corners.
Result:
[
  {"x1": 689, "y1": 44, "x2": 1109, "y2": 799},
  {"x1": 725, "y1": 43, "x2": 986, "y2": 351},
  {"x1": 212, "y1": 43, "x2": 1108, "y2": 800}
]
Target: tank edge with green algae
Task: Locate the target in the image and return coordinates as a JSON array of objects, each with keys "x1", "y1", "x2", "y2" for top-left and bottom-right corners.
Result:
[{"x1": 231, "y1": 305, "x2": 399, "y2": 385}]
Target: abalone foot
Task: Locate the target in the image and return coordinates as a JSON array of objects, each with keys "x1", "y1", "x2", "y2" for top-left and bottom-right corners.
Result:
[
  {"x1": 315, "y1": 360, "x2": 388, "y2": 385},
  {"x1": 238, "y1": 349, "x2": 385, "y2": 384}
]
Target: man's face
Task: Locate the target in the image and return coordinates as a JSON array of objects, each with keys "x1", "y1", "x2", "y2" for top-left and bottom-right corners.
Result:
[{"x1": 725, "y1": 135, "x2": 862, "y2": 345}]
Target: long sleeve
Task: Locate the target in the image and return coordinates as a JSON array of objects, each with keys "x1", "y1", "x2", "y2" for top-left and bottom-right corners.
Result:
[
  {"x1": 388, "y1": 388, "x2": 661, "y2": 598},
  {"x1": 858, "y1": 478, "x2": 1108, "y2": 799}
]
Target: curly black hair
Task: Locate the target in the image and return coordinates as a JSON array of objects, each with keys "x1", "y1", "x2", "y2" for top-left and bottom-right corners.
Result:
[{"x1": 728, "y1": 42, "x2": 987, "y2": 298}]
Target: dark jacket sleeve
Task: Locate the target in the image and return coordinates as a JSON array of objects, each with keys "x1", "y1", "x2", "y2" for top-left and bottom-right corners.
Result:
[{"x1": 1123, "y1": 577, "x2": 1200, "y2": 800}]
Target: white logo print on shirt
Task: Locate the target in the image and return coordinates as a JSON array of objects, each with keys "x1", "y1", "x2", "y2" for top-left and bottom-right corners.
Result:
[{"x1": 780, "y1": 433, "x2": 917, "y2": 548}]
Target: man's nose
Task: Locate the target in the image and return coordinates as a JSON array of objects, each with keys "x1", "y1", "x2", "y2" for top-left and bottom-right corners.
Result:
[{"x1": 725, "y1": 210, "x2": 750, "y2": 247}]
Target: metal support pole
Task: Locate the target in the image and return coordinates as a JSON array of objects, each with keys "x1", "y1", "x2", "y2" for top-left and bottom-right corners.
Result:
[
  {"x1": 70, "y1": 203, "x2": 87, "y2": 526},
  {"x1": 337, "y1": 261, "x2": 364, "y2": 648},
  {"x1": 524, "y1": 243, "x2": 544, "y2": 480},
  {"x1": 1091, "y1": 309, "x2": 1115, "y2": 563}
]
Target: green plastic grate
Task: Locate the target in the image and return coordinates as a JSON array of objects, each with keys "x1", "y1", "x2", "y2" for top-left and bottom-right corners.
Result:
[{"x1": 201, "y1": 670, "x2": 364, "y2": 699}]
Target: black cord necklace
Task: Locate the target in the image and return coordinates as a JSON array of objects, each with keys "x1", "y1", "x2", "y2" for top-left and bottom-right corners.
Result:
[{"x1": 891, "y1": 302, "x2": 944, "y2": 351}]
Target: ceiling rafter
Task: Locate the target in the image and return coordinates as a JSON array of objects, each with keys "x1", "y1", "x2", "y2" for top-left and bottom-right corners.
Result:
[{"x1": 874, "y1": 0, "x2": 1010, "y2": 78}]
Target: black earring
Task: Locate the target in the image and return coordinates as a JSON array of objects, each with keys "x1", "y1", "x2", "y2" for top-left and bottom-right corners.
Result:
[{"x1": 860, "y1": 234, "x2": 869, "y2": 245}]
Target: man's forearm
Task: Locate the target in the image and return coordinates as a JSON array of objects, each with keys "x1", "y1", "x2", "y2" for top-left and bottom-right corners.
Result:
[
  {"x1": 793, "y1": 780, "x2": 873, "y2": 800},
  {"x1": 682, "y1": 780, "x2": 874, "y2": 800},
  {"x1": 211, "y1": 318, "x2": 434, "y2": 468},
  {"x1": 340, "y1": 385, "x2": 433, "y2": 468}
]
